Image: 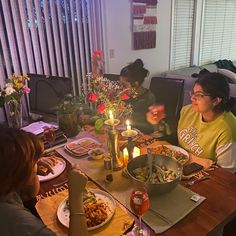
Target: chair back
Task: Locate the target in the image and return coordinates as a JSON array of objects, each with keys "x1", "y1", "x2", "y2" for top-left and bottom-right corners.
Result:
[
  {"x1": 149, "y1": 77, "x2": 184, "y2": 143},
  {"x1": 103, "y1": 73, "x2": 120, "y2": 81},
  {"x1": 149, "y1": 77, "x2": 184, "y2": 119}
]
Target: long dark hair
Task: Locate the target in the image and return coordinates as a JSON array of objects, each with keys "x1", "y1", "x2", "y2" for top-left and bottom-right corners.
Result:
[
  {"x1": 0, "y1": 128, "x2": 44, "y2": 197},
  {"x1": 195, "y1": 72, "x2": 233, "y2": 113},
  {"x1": 120, "y1": 59, "x2": 149, "y2": 86}
]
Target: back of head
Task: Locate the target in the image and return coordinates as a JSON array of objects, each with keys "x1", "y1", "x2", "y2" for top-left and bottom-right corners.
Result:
[
  {"x1": 195, "y1": 72, "x2": 232, "y2": 112},
  {"x1": 0, "y1": 128, "x2": 43, "y2": 197},
  {"x1": 120, "y1": 59, "x2": 149, "y2": 86}
]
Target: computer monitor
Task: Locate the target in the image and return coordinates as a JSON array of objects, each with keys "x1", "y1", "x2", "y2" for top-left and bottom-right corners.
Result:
[{"x1": 27, "y1": 74, "x2": 73, "y2": 118}]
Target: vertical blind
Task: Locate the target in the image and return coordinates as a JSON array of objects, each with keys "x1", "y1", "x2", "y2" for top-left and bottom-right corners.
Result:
[
  {"x1": 170, "y1": 0, "x2": 195, "y2": 70},
  {"x1": 0, "y1": 0, "x2": 104, "y2": 122},
  {"x1": 199, "y1": 0, "x2": 236, "y2": 65},
  {"x1": 0, "y1": 0, "x2": 104, "y2": 89}
]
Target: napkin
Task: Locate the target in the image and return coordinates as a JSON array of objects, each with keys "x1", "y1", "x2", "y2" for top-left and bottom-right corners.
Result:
[{"x1": 142, "y1": 185, "x2": 206, "y2": 234}]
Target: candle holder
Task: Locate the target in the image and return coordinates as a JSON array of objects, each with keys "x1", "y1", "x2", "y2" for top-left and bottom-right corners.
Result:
[
  {"x1": 104, "y1": 119, "x2": 123, "y2": 171},
  {"x1": 121, "y1": 129, "x2": 138, "y2": 162}
]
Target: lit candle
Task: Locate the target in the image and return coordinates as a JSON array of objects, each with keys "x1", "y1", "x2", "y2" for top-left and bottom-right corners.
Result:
[
  {"x1": 133, "y1": 147, "x2": 140, "y2": 158},
  {"x1": 123, "y1": 147, "x2": 129, "y2": 166},
  {"x1": 109, "y1": 110, "x2": 114, "y2": 124},
  {"x1": 126, "y1": 120, "x2": 131, "y2": 131}
]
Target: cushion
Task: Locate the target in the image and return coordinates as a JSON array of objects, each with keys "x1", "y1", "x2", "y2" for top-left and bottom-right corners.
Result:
[{"x1": 217, "y1": 68, "x2": 236, "y2": 84}]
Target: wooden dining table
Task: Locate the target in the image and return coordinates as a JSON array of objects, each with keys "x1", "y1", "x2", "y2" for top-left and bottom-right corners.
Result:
[{"x1": 37, "y1": 130, "x2": 236, "y2": 236}]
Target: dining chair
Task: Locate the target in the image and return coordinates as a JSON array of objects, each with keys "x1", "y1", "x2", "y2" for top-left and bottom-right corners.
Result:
[
  {"x1": 103, "y1": 73, "x2": 120, "y2": 82},
  {"x1": 149, "y1": 77, "x2": 185, "y2": 144}
]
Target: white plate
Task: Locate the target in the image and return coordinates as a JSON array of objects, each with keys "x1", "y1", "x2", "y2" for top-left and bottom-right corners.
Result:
[
  {"x1": 149, "y1": 144, "x2": 190, "y2": 165},
  {"x1": 57, "y1": 189, "x2": 116, "y2": 230},
  {"x1": 38, "y1": 157, "x2": 66, "y2": 182},
  {"x1": 64, "y1": 137, "x2": 101, "y2": 157}
]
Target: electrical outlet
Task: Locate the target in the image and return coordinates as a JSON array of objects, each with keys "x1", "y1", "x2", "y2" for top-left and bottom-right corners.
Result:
[{"x1": 109, "y1": 49, "x2": 115, "y2": 58}]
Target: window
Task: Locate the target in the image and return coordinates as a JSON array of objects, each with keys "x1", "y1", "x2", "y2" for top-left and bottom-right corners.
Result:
[
  {"x1": 170, "y1": 0, "x2": 195, "y2": 70},
  {"x1": 171, "y1": 0, "x2": 236, "y2": 69},
  {"x1": 199, "y1": 0, "x2": 236, "y2": 65}
]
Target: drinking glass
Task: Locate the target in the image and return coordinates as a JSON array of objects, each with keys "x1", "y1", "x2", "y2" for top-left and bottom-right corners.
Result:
[
  {"x1": 43, "y1": 126, "x2": 56, "y2": 146},
  {"x1": 130, "y1": 188, "x2": 150, "y2": 236}
]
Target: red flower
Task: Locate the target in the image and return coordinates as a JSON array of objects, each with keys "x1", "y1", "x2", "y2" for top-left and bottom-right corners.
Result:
[
  {"x1": 121, "y1": 92, "x2": 129, "y2": 101},
  {"x1": 93, "y1": 50, "x2": 103, "y2": 57},
  {"x1": 87, "y1": 92, "x2": 98, "y2": 102},
  {"x1": 97, "y1": 103, "x2": 105, "y2": 113}
]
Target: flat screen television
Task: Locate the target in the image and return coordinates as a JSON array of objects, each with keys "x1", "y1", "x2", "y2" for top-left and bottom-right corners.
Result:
[{"x1": 27, "y1": 74, "x2": 73, "y2": 118}]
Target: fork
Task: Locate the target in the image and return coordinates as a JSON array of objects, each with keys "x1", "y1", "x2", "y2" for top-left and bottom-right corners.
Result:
[{"x1": 186, "y1": 176, "x2": 210, "y2": 186}]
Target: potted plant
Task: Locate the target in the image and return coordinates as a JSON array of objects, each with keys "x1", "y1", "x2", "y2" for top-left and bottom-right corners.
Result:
[{"x1": 57, "y1": 94, "x2": 82, "y2": 137}]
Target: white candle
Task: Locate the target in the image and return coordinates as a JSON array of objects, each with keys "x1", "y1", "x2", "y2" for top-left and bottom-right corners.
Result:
[
  {"x1": 126, "y1": 120, "x2": 131, "y2": 131},
  {"x1": 123, "y1": 148, "x2": 129, "y2": 166},
  {"x1": 109, "y1": 110, "x2": 114, "y2": 124},
  {"x1": 133, "y1": 147, "x2": 140, "y2": 158}
]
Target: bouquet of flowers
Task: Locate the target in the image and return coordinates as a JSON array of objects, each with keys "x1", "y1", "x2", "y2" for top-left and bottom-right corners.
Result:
[
  {"x1": 83, "y1": 50, "x2": 137, "y2": 131},
  {"x1": 87, "y1": 74, "x2": 135, "y2": 130},
  {"x1": 0, "y1": 74, "x2": 30, "y2": 128},
  {"x1": 0, "y1": 74, "x2": 30, "y2": 107}
]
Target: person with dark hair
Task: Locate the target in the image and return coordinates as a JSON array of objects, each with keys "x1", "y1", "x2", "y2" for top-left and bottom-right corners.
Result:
[
  {"x1": 120, "y1": 59, "x2": 156, "y2": 133},
  {"x1": 147, "y1": 72, "x2": 236, "y2": 173},
  {"x1": 0, "y1": 128, "x2": 88, "y2": 236}
]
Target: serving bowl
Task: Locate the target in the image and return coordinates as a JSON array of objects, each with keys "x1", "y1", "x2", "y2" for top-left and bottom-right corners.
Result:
[
  {"x1": 88, "y1": 148, "x2": 106, "y2": 160},
  {"x1": 127, "y1": 154, "x2": 183, "y2": 195}
]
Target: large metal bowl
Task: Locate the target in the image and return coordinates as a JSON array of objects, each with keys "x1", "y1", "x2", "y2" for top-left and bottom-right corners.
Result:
[{"x1": 127, "y1": 154, "x2": 183, "y2": 195}]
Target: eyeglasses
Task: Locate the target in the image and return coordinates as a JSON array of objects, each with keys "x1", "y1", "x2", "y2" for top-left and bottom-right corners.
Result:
[{"x1": 189, "y1": 91, "x2": 211, "y2": 100}]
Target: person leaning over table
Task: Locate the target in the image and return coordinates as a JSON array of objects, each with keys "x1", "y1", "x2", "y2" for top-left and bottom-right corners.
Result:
[
  {"x1": 147, "y1": 72, "x2": 236, "y2": 173},
  {"x1": 0, "y1": 128, "x2": 89, "y2": 236},
  {"x1": 120, "y1": 58, "x2": 156, "y2": 134}
]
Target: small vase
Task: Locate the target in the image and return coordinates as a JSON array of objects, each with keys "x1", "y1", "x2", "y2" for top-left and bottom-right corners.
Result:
[
  {"x1": 58, "y1": 111, "x2": 81, "y2": 138},
  {"x1": 6, "y1": 99, "x2": 22, "y2": 129}
]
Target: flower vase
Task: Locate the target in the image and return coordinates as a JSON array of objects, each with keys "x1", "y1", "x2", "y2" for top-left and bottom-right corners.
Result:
[
  {"x1": 107, "y1": 126, "x2": 123, "y2": 171},
  {"x1": 58, "y1": 111, "x2": 81, "y2": 138},
  {"x1": 6, "y1": 99, "x2": 22, "y2": 129}
]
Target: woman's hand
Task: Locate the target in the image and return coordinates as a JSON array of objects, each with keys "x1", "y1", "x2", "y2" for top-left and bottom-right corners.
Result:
[
  {"x1": 146, "y1": 105, "x2": 166, "y2": 125},
  {"x1": 68, "y1": 165, "x2": 88, "y2": 197}
]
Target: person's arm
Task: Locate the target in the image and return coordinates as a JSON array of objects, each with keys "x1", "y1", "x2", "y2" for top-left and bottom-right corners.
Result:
[
  {"x1": 216, "y1": 143, "x2": 236, "y2": 173},
  {"x1": 68, "y1": 166, "x2": 88, "y2": 236}
]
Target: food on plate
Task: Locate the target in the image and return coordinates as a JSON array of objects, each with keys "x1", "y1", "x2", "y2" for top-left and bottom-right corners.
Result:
[
  {"x1": 65, "y1": 138, "x2": 102, "y2": 157},
  {"x1": 64, "y1": 190, "x2": 111, "y2": 228},
  {"x1": 149, "y1": 145, "x2": 188, "y2": 165},
  {"x1": 132, "y1": 165, "x2": 177, "y2": 183},
  {"x1": 88, "y1": 148, "x2": 106, "y2": 160},
  {"x1": 37, "y1": 156, "x2": 58, "y2": 176}
]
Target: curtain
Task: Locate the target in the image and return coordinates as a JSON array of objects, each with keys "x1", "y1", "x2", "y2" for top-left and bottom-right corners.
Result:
[{"x1": 0, "y1": 0, "x2": 104, "y2": 123}]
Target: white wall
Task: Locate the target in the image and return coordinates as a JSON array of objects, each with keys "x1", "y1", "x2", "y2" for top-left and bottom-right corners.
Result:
[{"x1": 102, "y1": 0, "x2": 172, "y2": 87}]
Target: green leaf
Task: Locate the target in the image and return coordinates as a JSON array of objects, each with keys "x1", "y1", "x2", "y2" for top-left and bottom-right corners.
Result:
[{"x1": 94, "y1": 118, "x2": 104, "y2": 131}]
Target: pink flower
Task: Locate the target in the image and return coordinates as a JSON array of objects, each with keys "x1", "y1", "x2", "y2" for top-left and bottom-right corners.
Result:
[
  {"x1": 23, "y1": 85, "x2": 30, "y2": 94},
  {"x1": 121, "y1": 92, "x2": 129, "y2": 101},
  {"x1": 97, "y1": 103, "x2": 105, "y2": 114},
  {"x1": 87, "y1": 92, "x2": 98, "y2": 102}
]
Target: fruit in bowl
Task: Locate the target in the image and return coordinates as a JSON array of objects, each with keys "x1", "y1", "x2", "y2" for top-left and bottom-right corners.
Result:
[{"x1": 88, "y1": 148, "x2": 106, "y2": 160}]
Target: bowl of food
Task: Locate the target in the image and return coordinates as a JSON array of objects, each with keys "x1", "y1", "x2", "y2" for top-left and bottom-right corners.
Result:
[
  {"x1": 88, "y1": 148, "x2": 106, "y2": 160},
  {"x1": 127, "y1": 154, "x2": 183, "y2": 195}
]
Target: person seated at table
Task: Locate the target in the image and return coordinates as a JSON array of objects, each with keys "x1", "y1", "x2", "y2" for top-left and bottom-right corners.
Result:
[
  {"x1": 0, "y1": 128, "x2": 89, "y2": 236},
  {"x1": 147, "y1": 72, "x2": 236, "y2": 173},
  {"x1": 120, "y1": 58, "x2": 156, "y2": 133}
]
